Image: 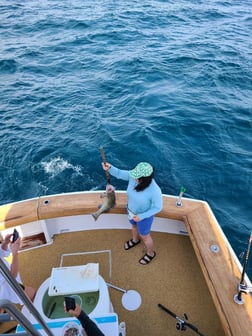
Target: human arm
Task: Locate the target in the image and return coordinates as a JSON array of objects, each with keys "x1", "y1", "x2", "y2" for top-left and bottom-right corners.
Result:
[
  {"x1": 134, "y1": 182, "x2": 163, "y2": 221},
  {"x1": 77, "y1": 311, "x2": 105, "y2": 336},
  {"x1": 102, "y1": 162, "x2": 130, "y2": 181},
  {"x1": 9, "y1": 238, "x2": 21, "y2": 279},
  {"x1": 1, "y1": 234, "x2": 12, "y2": 252},
  {"x1": 66, "y1": 304, "x2": 105, "y2": 336},
  {"x1": 141, "y1": 184, "x2": 162, "y2": 220}
]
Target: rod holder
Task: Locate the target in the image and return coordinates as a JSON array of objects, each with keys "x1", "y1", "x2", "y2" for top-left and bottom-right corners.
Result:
[
  {"x1": 176, "y1": 187, "x2": 186, "y2": 207},
  {"x1": 234, "y1": 232, "x2": 252, "y2": 304}
]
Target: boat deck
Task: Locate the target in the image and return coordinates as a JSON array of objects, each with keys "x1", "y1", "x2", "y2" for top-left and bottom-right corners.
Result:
[{"x1": 2, "y1": 229, "x2": 225, "y2": 336}]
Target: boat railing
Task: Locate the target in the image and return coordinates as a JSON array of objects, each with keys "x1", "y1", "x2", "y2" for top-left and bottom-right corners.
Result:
[
  {"x1": 0, "y1": 259, "x2": 54, "y2": 336},
  {"x1": 0, "y1": 299, "x2": 41, "y2": 336}
]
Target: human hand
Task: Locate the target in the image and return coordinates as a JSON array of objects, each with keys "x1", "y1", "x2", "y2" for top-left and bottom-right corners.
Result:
[
  {"x1": 1, "y1": 233, "x2": 13, "y2": 251},
  {"x1": 3, "y1": 233, "x2": 12, "y2": 244},
  {"x1": 102, "y1": 162, "x2": 111, "y2": 171},
  {"x1": 132, "y1": 215, "x2": 140, "y2": 222},
  {"x1": 64, "y1": 303, "x2": 82, "y2": 317},
  {"x1": 10, "y1": 237, "x2": 21, "y2": 255}
]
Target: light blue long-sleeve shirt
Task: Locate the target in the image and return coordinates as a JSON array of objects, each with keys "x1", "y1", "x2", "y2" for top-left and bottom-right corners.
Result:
[{"x1": 109, "y1": 165, "x2": 163, "y2": 220}]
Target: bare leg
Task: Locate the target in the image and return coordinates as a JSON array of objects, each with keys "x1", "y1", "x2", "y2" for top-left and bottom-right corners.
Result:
[
  {"x1": 124, "y1": 225, "x2": 140, "y2": 249},
  {"x1": 140, "y1": 233, "x2": 154, "y2": 257},
  {"x1": 132, "y1": 224, "x2": 140, "y2": 242}
]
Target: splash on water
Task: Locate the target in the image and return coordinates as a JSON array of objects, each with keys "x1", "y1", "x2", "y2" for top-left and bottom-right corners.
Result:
[{"x1": 41, "y1": 157, "x2": 82, "y2": 178}]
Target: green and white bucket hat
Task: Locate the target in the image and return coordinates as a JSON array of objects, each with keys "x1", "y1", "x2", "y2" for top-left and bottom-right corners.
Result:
[{"x1": 129, "y1": 162, "x2": 153, "y2": 179}]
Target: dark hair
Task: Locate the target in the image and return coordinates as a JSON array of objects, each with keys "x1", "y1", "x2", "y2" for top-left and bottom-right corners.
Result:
[{"x1": 135, "y1": 171, "x2": 154, "y2": 192}]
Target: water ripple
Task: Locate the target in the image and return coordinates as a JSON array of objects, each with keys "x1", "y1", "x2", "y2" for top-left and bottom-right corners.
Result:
[{"x1": 0, "y1": 0, "x2": 251, "y2": 275}]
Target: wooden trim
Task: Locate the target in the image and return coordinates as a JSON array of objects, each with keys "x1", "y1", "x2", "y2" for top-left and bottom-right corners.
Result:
[
  {"x1": 0, "y1": 199, "x2": 38, "y2": 230},
  {"x1": 37, "y1": 192, "x2": 129, "y2": 219},
  {"x1": 185, "y1": 203, "x2": 252, "y2": 336},
  {"x1": 0, "y1": 192, "x2": 200, "y2": 227}
]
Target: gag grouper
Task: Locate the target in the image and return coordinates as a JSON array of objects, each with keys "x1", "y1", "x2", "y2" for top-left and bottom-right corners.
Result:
[{"x1": 91, "y1": 184, "x2": 116, "y2": 221}]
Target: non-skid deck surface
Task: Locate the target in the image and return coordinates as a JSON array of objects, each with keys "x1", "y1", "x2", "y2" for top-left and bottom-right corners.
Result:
[{"x1": 2, "y1": 230, "x2": 225, "y2": 335}]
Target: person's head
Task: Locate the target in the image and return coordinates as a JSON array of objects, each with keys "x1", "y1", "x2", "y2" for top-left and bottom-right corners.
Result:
[{"x1": 129, "y1": 162, "x2": 154, "y2": 191}]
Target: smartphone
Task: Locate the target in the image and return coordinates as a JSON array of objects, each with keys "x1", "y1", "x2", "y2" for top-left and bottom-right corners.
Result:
[
  {"x1": 64, "y1": 296, "x2": 76, "y2": 311},
  {"x1": 12, "y1": 229, "x2": 19, "y2": 243}
]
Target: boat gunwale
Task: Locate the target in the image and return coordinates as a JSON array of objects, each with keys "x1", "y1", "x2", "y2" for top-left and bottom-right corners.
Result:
[{"x1": 0, "y1": 192, "x2": 251, "y2": 336}]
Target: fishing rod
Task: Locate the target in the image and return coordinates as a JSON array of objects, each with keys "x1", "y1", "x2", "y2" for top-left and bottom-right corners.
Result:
[
  {"x1": 234, "y1": 231, "x2": 252, "y2": 304},
  {"x1": 100, "y1": 146, "x2": 111, "y2": 184},
  {"x1": 158, "y1": 303, "x2": 206, "y2": 336}
]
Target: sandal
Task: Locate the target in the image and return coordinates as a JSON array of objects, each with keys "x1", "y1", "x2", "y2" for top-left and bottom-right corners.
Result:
[
  {"x1": 139, "y1": 252, "x2": 156, "y2": 265},
  {"x1": 124, "y1": 239, "x2": 141, "y2": 250}
]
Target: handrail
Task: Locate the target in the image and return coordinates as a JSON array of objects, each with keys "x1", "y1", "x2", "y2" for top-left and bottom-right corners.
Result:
[
  {"x1": 0, "y1": 259, "x2": 53, "y2": 336},
  {"x1": 0, "y1": 299, "x2": 41, "y2": 336},
  {"x1": 0, "y1": 312, "x2": 12, "y2": 322}
]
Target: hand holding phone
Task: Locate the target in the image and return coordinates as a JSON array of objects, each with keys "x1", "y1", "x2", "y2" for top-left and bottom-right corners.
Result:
[
  {"x1": 64, "y1": 296, "x2": 76, "y2": 311},
  {"x1": 12, "y1": 229, "x2": 19, "y2": 243}
]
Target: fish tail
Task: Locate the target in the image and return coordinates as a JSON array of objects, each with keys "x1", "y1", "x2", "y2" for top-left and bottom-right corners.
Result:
[{"x1": 91, "y1": 213, "x2": 98, "y2": 221}]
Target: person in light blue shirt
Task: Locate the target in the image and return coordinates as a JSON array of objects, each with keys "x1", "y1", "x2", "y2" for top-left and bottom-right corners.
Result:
[{"x1": 102, "y1": 161, "x2": 162, "y2": 265}]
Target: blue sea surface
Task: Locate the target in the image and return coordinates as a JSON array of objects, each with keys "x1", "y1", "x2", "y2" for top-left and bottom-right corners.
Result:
[{"x1": 0, "y1": 0, "x2": 251, "y2": 276}]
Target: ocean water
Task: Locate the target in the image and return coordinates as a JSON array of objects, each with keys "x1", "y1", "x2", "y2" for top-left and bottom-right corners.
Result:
[{"x1": 0, "y1": 0, "x2": 251, "y2": 276}]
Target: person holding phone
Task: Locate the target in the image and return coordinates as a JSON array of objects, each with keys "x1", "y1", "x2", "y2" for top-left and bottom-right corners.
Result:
[
  {"x1": 65, "y1": 302, "x2": 105, "y2": 336},
  {"x1": 0, "y1": 232, "x2": 36, "y2": 309}
]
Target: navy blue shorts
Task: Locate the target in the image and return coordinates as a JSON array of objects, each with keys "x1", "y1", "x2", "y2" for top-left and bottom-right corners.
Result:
[{"x1": 129, "y1": 216, "x2": 154, "y2": 236}]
